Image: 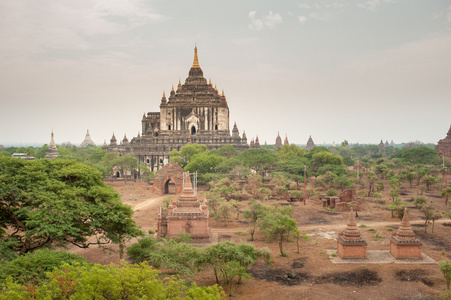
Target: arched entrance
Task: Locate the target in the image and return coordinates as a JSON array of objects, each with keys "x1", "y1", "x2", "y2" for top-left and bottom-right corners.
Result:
[
  {"x1": 116, "y1": 171, "x2": 120, "y2": 178},
  {"x1": 164, "y1": 179, "x2": 176, "y2": 194},
  {"x1": 152, "y1": 163, "x2": 184, "y2": 195},
  {"x1": 191, "y1": 126, "x2": 197, "y2": 135}
]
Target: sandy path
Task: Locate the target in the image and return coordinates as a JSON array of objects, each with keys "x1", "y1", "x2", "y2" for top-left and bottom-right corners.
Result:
[{"x1": 131, "y1": 195, "x2": 167, "y2": 211}]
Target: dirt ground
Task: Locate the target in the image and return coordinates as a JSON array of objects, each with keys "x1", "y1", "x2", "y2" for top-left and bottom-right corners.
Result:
[{"x1": 65, "y1": 180, "x2": 451, "y2": 300}]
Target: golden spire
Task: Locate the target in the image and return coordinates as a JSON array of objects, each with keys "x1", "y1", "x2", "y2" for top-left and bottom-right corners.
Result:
[
  {"x1": 163, "y1": 91, "x2": 166, "y2": 98},
  {"x1": 209, "y1": 79, "x2": 212, "y2": 86},
  {"x1": 222, "y1": 90, "x2": 224, "y2": 97},
  {"x1": 171, "y1": 85, "x2": 174, "y2": 92},
  {"x1": 192, "y1": 46, "x2": 200, "y2": 68}
]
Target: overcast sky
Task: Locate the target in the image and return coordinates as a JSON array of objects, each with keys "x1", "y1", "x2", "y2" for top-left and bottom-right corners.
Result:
[{"x1": 1, "y1": 0, "x2": 450, "y2": 147}]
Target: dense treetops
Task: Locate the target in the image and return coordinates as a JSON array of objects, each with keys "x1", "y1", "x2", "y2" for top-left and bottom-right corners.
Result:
[{"x1": 0, "y1": 157, "x2": 142, "y2": 256}]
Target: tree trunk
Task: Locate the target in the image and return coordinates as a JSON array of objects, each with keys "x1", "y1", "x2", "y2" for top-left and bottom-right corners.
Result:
[{"x1": 279, "y1": 235, "x2": 284, "y2": 256}]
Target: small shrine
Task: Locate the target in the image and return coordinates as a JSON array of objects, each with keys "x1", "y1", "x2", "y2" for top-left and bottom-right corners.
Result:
[
  {"x1": 157, "y1": 171, "x2": 210, "y2": 243},
  {"x1": 390, "y1": 208, "x2": 422, "y2": 259},
  {"x1": 337, "y1": 208, "x2": 367, "y2": 259},
  {"x1": 44, "y1": 131, "x2": 59, "y2": 159}
]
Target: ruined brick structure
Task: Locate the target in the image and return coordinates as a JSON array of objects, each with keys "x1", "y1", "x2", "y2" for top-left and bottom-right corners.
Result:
[
  {"x1": 322, "y1": 189, "x2": 363, "y2": 211},
  {"x1": 104, "y1": 47, "x2": 249, "y2": 171},
  {"x1": 152, "y1": 163, "x2": 184, "y2": 195},
  {"x1": 158, "y1": 171, "x2": 210, "y2": 242},
  {"x1": 390, "y1": 208, "x2": 422, "y2": 259},
  {"x1": 436, "y1": 125, "x2": 451, "y2": 160},
  {"x1": 337, "y1": 208, "x2": 367, "y2": 258}
]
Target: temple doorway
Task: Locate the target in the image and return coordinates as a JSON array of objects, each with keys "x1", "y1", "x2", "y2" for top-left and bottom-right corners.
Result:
[
  {"x1": 191, "y1": 126, "x2": 196, "y2": 135},
  {"x1": 164, "y1": 179, "x2": 176, "y2": 194}
]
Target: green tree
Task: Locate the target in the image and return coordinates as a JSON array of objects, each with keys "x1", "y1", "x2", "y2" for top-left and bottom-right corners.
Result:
[
  {"x1": 440, "y1": 260, "x2": 451, "y2": 290},
  {"x1": 240, "y1": 148, "x2": 277, "y2": 175},
  {"x1": 401, "y1": 147, "x2": 441, "y2": 165},
  {"x1": 258, "y1": 207, "x2": 298, "y2": 256},
  {"x1": 388, "y1": 201, "x2": 408, "y2": 219},
  {"x1": 127, "y1": 237, "x2": 202, "y2": 277},
  {"x1": 0, "y1": 157, "x2": 142, "y2": 255},
  {"x1": 113, "y1": 154, "x2": 139, "y2": 180},
  {"x1": 169, "y1": 144, "x2": 208, "y2": 168},
  {"x1": 276, "y1": 144, "x2": 305, "y2": 160},
  {"x1": 185, "y1": 152, "x2": 226, "y2": 174},
  {"x1": 201, "y1": 242, "x2": 262, "y2": 296},
  {"x1": 0, "y1": 249, "x2": 88, "y2": 285},
  {"x1": 243, "y1": 199, "x2": 269, "y2": 241},
  {"x1": 366, "y1": 172, "x2": 377, "y2": 196},
  {"x1": 0, "y1": 261, "x2": 226, "y2": 299}
]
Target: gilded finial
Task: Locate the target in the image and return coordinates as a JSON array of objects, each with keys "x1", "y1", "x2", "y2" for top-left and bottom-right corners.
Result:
[
  {"x1": 162, "y1": 91, "x2": 166, "y2": 98},
  {"x1": 192, "y1": 46, "x2": 200, "y2": 68},
  {"x1": 209, "y1": 79, "x2": 212, "y2": 85},
  {"x1": 171, "y1": 85, "x2": 174, "y2": 92},
  {"x1": 214, "y1": 85, "x2": 217, "y2": 91},
  {"x1": 222, "y1": 90, "x2": 225, "y2": 97}
]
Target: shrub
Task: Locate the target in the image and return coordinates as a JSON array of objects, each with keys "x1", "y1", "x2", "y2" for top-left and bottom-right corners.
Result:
[
  {"x1": 0, "y1": 249, "x2": 88, "y2": 285},
  {"x1": 326, "y1": 188, "x2": 338, "y2": 197}
]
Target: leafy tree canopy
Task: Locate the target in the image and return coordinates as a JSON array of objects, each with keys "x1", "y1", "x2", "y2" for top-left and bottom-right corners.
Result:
[
  {"x1": 239, "y1": 148, "x2": 277, "y2": 175},
  {"x1": 276, "y1": 144, "x2": 305, "y2": 160},
  {"x1": 0, "y1": 157, "x2": 142, "y2": 255},
  {"x1": 169, "y1": 144, "x2": 208, "y2": 168},
  {"x1": 400, "y1": 147, "x2": 441, "y2": 165},
  {"x1": 0, "y1": 261, "x2": 226, "y2": 300},
  {"x1": 0, "y1": 249, "x2": 88, "y2": 285}
]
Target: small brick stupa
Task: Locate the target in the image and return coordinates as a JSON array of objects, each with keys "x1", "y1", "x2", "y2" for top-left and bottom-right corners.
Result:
[
  {"x1": 390, "y1": 208, "x2": 422, "y2": 259},
  {"x1": 337, "y1": 208, "x2": 367, "y2": 258},
  {"x1": 158, "y1": 172, "x2": 210, "y2": 243}
]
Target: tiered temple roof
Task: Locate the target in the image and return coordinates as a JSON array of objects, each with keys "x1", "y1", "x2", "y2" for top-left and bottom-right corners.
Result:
[
  {"x1": 80, "y1": 130, "x2": 96, "y2": 147},
  {"x1": 45, "y1": 131, "x2": 59, "y2": 159}
]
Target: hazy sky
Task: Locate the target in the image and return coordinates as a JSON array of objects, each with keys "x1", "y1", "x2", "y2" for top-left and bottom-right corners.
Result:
[{"x1": 1, "y1": 0, "x2": 450, "y2": 147}]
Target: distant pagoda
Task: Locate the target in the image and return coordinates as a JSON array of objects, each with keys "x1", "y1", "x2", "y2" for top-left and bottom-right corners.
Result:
[
  {"x1": 305, "y1": 135, "x2": 315, "y2": 150},
  {"x1": 45, "y1": 131, "x2": 59, "y2": 159},
  {"x1": 284, "y1": 134, "x2": 289, "y2": 146},
  {"x1": 275, "y1": 132, "x2": 282, "y2": 148},
  {"x1": 80, "y1": 130, "x2": 96, "y2": 147}
]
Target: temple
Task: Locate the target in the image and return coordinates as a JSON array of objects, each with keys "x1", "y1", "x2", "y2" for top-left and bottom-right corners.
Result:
[
  {"x1": 436, "y1": 125, "x2": 451, "y2": 160},
  {"x1": 305, "y1": 135, "x2": 315, "y2": 150},
  {"x1": 158, "y1": 171, "x2": 210, "y2": 242},
  {"x1": 337, "y1": 208, "x2": 367, "y2": 258},
  {"x1": 44, "y1": 131, "x2": 59, "y2": 159},
  {"x1": 80, "y1": 130, "x2": 96, "y2": 147},
  {"x1": 390, "y1": 208, "x2": 422, "y2": 259},
  {"x1": 275, "y1": 132, "x2": 282, "y2": 148},
  {"x1": 104, "y1": 47, "x2": 249, "y2": 171}
]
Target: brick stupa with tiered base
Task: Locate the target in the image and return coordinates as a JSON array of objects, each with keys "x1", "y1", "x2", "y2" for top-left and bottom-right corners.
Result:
[
  {"x1": 158, "y1": 172, "x2": 210, "y2": 243},
  {"x1": 390, "y1": 208, "x2": 422, "y2": 259},
  {"x1": 337, "y1": 208, "x2": 367, "y2": 258}
]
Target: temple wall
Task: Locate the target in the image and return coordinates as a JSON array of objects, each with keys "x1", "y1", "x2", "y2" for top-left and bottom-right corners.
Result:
[
  {"x1": 337, "y1": 243, "x2": 367, "y2": 258},
  {"x1": 390, "y1": 242, "x2": 422, "y2": 259}
]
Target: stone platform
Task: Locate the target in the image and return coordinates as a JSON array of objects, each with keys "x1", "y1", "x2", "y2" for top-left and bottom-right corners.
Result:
[{"x1": 326, "y1": 250, "x2": 436, "y2": 264}]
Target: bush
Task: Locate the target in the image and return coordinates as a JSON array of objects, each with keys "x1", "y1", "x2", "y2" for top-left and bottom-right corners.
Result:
[
  {"x1": 414, "y1": 197, "x2": 427, "y2": 208},
  {"x1": 0, "y1": 249, "x2": 88, "y2": 285},
  {"x1": 326, "y1": 188, "x2": 338, "y2": 197}
]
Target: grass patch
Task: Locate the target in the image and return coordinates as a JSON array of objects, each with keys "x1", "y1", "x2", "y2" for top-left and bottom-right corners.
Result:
[
  {"x1": 368, "y1": 228, "x2": 375, "y2": 231},
  {"x1": 234, "y1": 231, "x2": 247, "y2": 236}
]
